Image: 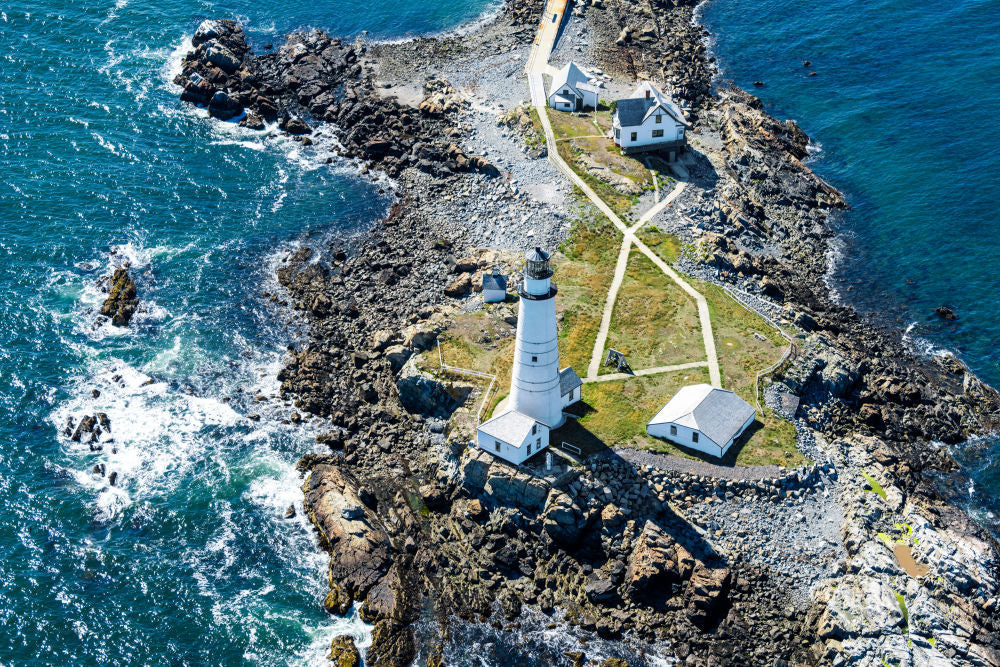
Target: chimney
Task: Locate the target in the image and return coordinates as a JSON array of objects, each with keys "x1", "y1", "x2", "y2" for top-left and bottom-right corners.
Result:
[{"x1": 645, "y1": 89, "x2": 650, "y2": 99}]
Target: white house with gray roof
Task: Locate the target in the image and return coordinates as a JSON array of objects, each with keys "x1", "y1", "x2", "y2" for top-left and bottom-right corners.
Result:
[
  {"x1": 612, "y1": 82, "x2": 688, "y2": 157},
  {"x1": 476, "y1": 409, "x2": 550, "y2": 465},
  {"x1": 646, "y1": 384, "x2": 755, "y2": 459},
  {"x1": 548, "y1": 62, "x2": 602, "y2": 112},
  {"x1": 482, "y1": 268, "x2": 508, "y2": 303}
]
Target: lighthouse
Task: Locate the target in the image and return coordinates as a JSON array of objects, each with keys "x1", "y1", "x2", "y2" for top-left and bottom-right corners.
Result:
[
  {"x1": 509, "y1": 247, "x2": 565, "y2": 428},
  {"x1": 476, "y1": 247, "x2": 581, "y2": 465}
]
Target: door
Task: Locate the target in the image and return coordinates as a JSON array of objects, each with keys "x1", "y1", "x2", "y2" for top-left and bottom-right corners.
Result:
[{"x1": 575, "y1": 97, "x2": 582, "y2": 112}]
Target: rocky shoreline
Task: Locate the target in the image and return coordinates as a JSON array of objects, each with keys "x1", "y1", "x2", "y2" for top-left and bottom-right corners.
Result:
[{"x1": 174, "y1": 1, "x2": 999, "y2": 665}]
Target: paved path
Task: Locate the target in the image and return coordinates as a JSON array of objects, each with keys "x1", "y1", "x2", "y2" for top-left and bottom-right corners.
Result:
[
  {"x1": 586, "y1": 235, "x2": 633, "y2": 379},
  {"x1": 631, "y1": 178, "x2": 685, "y2": 233},
  {"x1": 583, "y1": 361, "x2": 709, "y2": 384},
  {"x1": 525, "y1": 0, "x2": 567, "y2": 76}
]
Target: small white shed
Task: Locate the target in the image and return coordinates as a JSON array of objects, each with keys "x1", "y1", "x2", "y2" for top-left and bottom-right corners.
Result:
[
  {"x1": 559, "y1": 367, "x2": 582, "y2": 408},
  {"x1": 476, "y1": 409, "x2": 550, "y2": 465},
  {"x1": 482, "y1": 269, "x2": 508, "y2": 303},
  {"x1": 646, "y1": 384, "x2": 755, "y2": 459}
]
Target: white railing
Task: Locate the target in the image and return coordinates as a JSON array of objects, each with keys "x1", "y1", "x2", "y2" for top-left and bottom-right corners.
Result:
[
  {"x1": 558, "y1": 441, "x2": 582, "y2": 456},
  {"x1": 722, "y1": 286, "x2": 794, "y2": 416},
  {"x1": 437, "y1": 341, "x2": 498, "y2": 425}
]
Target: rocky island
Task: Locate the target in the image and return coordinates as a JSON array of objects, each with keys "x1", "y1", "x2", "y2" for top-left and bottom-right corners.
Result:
[{"x1": 173, "y1": 0, "x2": 999, "y2": 664}]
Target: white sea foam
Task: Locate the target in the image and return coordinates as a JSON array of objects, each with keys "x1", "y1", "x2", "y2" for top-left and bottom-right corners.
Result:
[{"x1": 52, "y1": 360, "x2": 243, "y2": 520}]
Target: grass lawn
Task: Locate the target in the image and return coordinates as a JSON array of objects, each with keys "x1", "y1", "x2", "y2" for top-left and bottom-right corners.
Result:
[
  {"x1": 417, "y1": 309, "x2": 516, "y2": 397},
  {"x1": 547, "y1": 109, "x2": 650, "y2": 218},
  {"x1": 553, "y1": 200, "x2": 620, "y2": 372},
  {"x1": 603, "y1": 248, "x2": 703, "y2": 369}
]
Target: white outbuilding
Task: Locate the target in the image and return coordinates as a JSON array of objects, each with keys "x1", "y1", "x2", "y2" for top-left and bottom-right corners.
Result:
[
  {"x1": 611, "y1": 81, "x2": 688, "y2": 158},
  {"x1": 548, "y1": 61, "x2": 602, "y2": 112},
  {"x1": 646, "y1": 384, "x2": 755, "y2": 459},
  {"x1": 482, "y1": 269, "x2": 508, "y2": 303},
  {"x1": 476, "y1": 410, "x2": 550, "y2": 466}
]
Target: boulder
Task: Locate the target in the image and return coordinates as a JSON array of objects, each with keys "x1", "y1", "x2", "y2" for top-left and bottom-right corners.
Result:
[
  {"x1": 444, "y1": 273, "x2": 472, "y2": 298},
  {"x1": 685, "y1": 561, "x2": 731, "y2": 628},
  {"x1": 207, "y1": 90, "x2": 242, "y2": 120},
  {"x1": 203, "y1": 42, "x2": 241, "y2": 73},
  {"x1": 99, "y1": 268, "x2": 139, "y2": 327},
  {"x1": 540, "y1": 489, "x2": 586, "y2": 547},
  {"x1": 302, "y1": 464, "x2": 393, "y2": 607},
  {"x1": 329, "y1": 635, "x2": 361, "y2": 667},
  {"x1": 484, "y1": 468, "x2": 550, "y2": 512},
  {"x1": 584, "y1": 577, "x2": 619, "y2": 605},
  {"x1": 624, "y1": 521, "x2": 682, "y2": 602}
]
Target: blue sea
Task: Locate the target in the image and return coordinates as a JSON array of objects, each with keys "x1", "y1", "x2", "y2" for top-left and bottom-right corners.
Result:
[{"x1": 0, "y1": 0, "x2": 997, "y2": 663}]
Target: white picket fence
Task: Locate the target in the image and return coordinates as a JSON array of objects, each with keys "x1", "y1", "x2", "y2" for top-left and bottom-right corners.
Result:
[{"x1": 437, "y1": 341, "x2": 498, "y2": 425}]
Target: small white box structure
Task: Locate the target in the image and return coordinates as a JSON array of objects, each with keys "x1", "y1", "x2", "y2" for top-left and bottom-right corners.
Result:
[
  {"x1": 559, "y1": 367, "x2": 582, "y2": 408},
  {"x1": 646, "y1": 384, "x2": 756, "y2": 459},
  {"x1": 482, "y1": 269, "x2": 508, "y2": 303},
  {"x1": 476, "y1": 410, "x2": 550, "y2": 466}
]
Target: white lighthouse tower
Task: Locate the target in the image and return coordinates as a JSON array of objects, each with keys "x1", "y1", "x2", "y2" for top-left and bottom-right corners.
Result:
[
  {"x1": 475, "y1": 247, "x2": 582, "y2": 465},
  {"x1": 509, "y1": 247, "x2": 566, "y2": 428}
]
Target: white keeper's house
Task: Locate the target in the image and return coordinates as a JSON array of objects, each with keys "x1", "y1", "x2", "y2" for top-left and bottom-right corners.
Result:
[
  {"x1": 547, "y1": 61, "x2": 602, "y2": 112},
  {"x1": 646, "y1": 384, "x2": 755, "y2": 459},
  {"x1": 612, "y1": 81, "x2": 688, "y2": 159},
  {"x1": 476, "y1": 247, "x2": 582, "y2": 465}
]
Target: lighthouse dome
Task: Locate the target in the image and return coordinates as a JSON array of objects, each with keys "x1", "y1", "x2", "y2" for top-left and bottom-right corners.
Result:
[{"x1": 524, "y1": 246, "x2": 553, "y2": 280}]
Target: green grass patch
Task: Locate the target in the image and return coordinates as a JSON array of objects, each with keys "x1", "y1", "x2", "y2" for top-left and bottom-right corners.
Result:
[
  {"x1": 554, "y1": 204, "x2": 621, "y2": 372},
  {"x1": 862, "y1": 470, "x2": 888, "y2": 500},
  {"x1": 569, "y1": 369, "x2": 711, "y2": 450},
  {"x1": 604, "y1": 248, "x2": 703, "y2": 369},
  {"x1": 627, "y1": 226, "x2": 804, "y2": 467},
  {"x1": 895, "y1": 590, "x2": 909, "y2": 632}
]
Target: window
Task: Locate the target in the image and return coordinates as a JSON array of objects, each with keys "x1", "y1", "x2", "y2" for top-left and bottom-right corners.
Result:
[
  {"x1": 495, "y1": 441, "x2": 502, "y2": 452},
  {"x1": 679, "y1": 128, "x2": 685, "y2": 138},
  {"x1": 630, "y1": 132, "x2": 637, "y2": 142},
  {"x1": 563, "y1": 89, "x2": 569, "y2": 95},
  {"x1": 528, "y1": 443, "x2": 532, "y2": 455},
  {"x1": 692, "y1": 432, "x2": 699, "y2": 443},
  {"x1": 532, "y1": 424, "x2": 537, "y2": 435},
  {"x1": 652, "y1": 129, "x2": 664, "y2": 138},
  {"x1": 656, "y1": 115, "x2": 662, "y2": 124},
  {"x1": 531, "y1": 355, "x2": 537, "y2": 362},
  {"x1": 614, "y1": 128, "x2": 620, "y2": 139},
  {"x1": 670, "y1": 425, "x2": 677, "y2": 436},
  {"x1": 536, "y1": 438, "x2": 541, "y2": 446}
]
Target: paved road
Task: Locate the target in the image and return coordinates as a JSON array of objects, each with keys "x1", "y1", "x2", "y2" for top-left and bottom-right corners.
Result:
[{"x1": 525, "y1": 0, "x2": 567, "y2": 75}]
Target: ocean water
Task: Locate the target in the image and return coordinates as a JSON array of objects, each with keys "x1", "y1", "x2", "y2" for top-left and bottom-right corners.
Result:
[
  {"x1": 699, "y1": 0, "x2": 1000, "y2": 521},
  {"x1": 0, "y1": 0, "x2": 495, "y2": 662}
]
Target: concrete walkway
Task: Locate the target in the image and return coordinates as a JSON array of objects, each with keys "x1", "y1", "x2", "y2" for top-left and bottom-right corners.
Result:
[{"x1": 583, "y1": 361, "x2": 709, "y2": 384}]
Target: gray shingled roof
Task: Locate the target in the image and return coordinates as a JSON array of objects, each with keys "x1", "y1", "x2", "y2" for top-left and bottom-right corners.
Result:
[
  {"x1": 648, "y1": 384, "x2": 755, "y2": 447},
  {"x1": 548, "y1": 61, "x2": 594, "y2": 100},
  {"x1": 482, "y1": 271, "x2": 507, "y2": 291},
  {"x1": 559, "y1": 367, "x2": 582, "y2": 395},
  {"x1": 615, "y1": 97, "x2": 657, "y2": 127}
]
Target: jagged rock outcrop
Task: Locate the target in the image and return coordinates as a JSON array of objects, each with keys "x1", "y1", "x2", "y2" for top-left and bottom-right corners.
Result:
[{"x1": 99, "y1": 267, "x2": 139, "y2": 327}]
